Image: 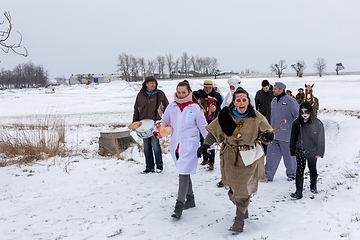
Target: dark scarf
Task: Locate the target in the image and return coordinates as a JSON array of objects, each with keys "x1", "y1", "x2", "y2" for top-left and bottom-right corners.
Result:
[
  {"x1": 218, "y1": 106, "x2": 256, "y2": 136},
  {"x1": 276, "y1": 92, "x2": 286, "y2": 102}
]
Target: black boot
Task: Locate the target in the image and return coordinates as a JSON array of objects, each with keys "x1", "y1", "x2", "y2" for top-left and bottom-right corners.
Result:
[
  {"x1": 171, "y1": 201, "x2": 184, "y2": 219},
  {"x1": 310, "y1": 175, "x2": 318, "y2": 193},
  {"x1": 217, "y1": 180, "x2": 224, "y2": 188},
  {"x1": 183, "y1": 195, "x2": 195, "y2": 210},
  {"x1": 290, "y1": 177, "x2": 303, "y2": 199},
  {"x1": 229, "y1": 207, "x2": 245, "y2": 234}
]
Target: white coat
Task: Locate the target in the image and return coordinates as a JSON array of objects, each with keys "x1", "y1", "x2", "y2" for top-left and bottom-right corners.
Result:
[{"x1": 158, "y1": 101, "x2": 208, "y2": 174}]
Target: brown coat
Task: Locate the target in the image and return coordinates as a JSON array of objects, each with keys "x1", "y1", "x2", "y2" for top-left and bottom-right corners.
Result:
[
  {"x1": 133, "y1": 88, "x2": 169, "y2": 122},
  {"x1": 205, "y1": 108, "x2": 272, "y2": 206}
]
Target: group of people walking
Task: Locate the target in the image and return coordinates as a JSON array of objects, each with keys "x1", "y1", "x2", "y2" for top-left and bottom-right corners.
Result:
[{"x1": 131, "y1": 76, "x2": 325, "y2": 234}]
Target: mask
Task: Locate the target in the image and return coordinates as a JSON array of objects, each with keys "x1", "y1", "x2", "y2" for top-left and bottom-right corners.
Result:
[{"x1": 301, "y1": 108, "x2": 310, "y2": 119}]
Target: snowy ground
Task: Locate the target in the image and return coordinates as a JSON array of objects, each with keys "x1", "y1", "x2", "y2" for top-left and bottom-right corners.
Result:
[{"x1": 1, "y1": 75, "x2": 360, "y2": 240}]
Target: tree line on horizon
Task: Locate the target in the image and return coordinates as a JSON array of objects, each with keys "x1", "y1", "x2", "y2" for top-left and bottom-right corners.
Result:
[
  {"x1": 117, "y1": 52, "x2": 220, "y2": 82},
  {"x1": 270, "y1": 58, "x2": 345, "y2": 78},
  {"x1": 0, "y1": 62, "x2": 48, "y2": 88}
]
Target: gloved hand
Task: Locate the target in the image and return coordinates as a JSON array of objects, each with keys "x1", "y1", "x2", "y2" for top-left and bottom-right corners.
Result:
[
  {"x1": 197, "y1": 144, "x2": 210, "y2": 158},
  {"x1": 261, "y1": 132, "x2": 274, "y2": 143}
]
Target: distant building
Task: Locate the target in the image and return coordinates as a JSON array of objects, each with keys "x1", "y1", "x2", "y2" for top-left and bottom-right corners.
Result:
[{"x1": 69, "y1": 74, "x2": 121, "y2": 85}]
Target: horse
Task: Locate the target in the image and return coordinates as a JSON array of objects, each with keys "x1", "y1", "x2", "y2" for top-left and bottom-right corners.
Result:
[{"x1": 304, "y1": 84, "x2": 319, "y2": 115}]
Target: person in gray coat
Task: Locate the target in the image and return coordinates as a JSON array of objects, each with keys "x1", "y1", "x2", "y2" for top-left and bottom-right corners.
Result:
[{"x1": 265, "y1": 82, "x2": 299, "y2": 181}]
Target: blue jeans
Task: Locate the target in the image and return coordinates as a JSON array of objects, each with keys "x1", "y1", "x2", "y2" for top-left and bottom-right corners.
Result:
[{"x1": 143, "y1": 136, "x2": 163, "y2": 171}]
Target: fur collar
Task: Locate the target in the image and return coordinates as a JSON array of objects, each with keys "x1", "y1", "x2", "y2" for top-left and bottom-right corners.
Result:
[{"x1": 218, "y1": 106, "x2": 256, "y2": 136}]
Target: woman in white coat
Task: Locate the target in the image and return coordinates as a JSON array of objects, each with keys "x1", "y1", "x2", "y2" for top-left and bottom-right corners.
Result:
[{"x1": 154, "y1": 80, "x2": 209, "y2": 219}]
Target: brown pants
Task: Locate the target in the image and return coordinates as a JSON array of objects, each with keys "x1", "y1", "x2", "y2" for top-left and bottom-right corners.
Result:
[{"x1": 228, "y1": 188, "x2": 251, "y2": 214}]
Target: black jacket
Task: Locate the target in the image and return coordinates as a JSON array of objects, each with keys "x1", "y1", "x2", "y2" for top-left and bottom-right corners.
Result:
[
  {"x1": 193, "y1": 89, "x2": 223, "y2": 120},
  {"x1": 255, "y1": 89, "x2": 274, "y2": 123},
  {"x1": 290, "y1": 118, "x2": 325, "y2": 157}
]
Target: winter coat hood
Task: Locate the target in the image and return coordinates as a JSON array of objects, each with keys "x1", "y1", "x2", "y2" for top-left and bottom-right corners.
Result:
[{"x1": 141, "y1": 77, "x2": 158, "y2": 91}]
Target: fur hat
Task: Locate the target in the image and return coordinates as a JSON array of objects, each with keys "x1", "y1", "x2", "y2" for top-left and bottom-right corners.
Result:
[
  {"x1": 228, "y1": 76, "x2": 242, "y2": 95},
  {"x1": 144, "y1": 76, "x2": 157, "y2": 83},
  {"x1": 274, "y1": 82, "x2": 286, "y2": 90},
  {"x1": 228, "y1": 76, "x2": 241, "y2": 86},
  {"x1": 142, "y1": 76, "x2": 158, "y2": 90},
  {"x1": 201, "y1": 80, "x2": 214, "y2": 87}
]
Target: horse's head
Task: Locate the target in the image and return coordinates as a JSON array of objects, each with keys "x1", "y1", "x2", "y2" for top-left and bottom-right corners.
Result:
[{"x1": 305, "y1": 84, "x2": 314, "y2": 101}]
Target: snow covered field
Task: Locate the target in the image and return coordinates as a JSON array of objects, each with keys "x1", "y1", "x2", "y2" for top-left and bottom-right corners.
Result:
[{"x1": 1, "y1": 75, "x2": 360, "y2": 240}]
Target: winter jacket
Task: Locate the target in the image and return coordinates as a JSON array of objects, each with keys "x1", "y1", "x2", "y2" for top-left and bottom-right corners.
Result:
[
  {"x1": 204, "y1": 107, "x2": 272, "y2": 202},
  {"x1": 290, "y1": 118, "x2": 325, "y2": 157},
  {"x1": 255, "y1": 89, "x2": 274, "y2": 123},
  {"x1": 193, "y1": 89, "x2": 223, "y2": 120},
  {"x1": 295, "y1": 93, "x2": 305, "y2": 104},
  {"x1": 270, "y1": 94, "x2": 299, "y2": 142},
  {"x1": 133, "y1": 83, "x2": 169, "y2": 122},
  {"x1": 159, "y1": 101, "x2": 208, "y2": 175}
]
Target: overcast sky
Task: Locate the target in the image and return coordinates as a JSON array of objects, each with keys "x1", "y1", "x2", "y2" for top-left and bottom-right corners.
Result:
[{"x1": 1, "y1": 0, "x2": 360, "y2": 79}]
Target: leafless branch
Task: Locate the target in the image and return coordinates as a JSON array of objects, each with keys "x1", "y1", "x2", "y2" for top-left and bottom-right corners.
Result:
[{"x1": 0, "y1": 11, "x2": 28, "y2": 61}]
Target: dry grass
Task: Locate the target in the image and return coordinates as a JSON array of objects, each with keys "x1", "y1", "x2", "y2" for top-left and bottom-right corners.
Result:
[
  {"x1": 0, "y1": 116, "x2": 72, "y2": 166},
  {"x1": 160, "y1": 137, "x2": 170, "y2": 154}
]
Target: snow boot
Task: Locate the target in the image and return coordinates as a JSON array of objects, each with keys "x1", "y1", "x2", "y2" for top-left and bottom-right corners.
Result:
[
  {"x1": 310, "y1": 175, "x2": 318, "y2": 193},
  {"x1": 200, "y1": 160, "x2": 208, "y2": 165},
  {"x1": 208, "y1": 162, "x2": 214, "y2": 170},
  {"x1": 217, "y1": 180, "x2": 224, "y2": 188},
  {"x1": 290, "y1": 177, "x2": 303, "y2": 199},
  {"x1": 171, "y1": 201, "x2": 184, "y2": 219},
  {"x1": 183, "y1": 195, "x2": 195, "y2": 210},
  {"x1": 229, "y1": 207, "x2": 245, "y2": 234}
]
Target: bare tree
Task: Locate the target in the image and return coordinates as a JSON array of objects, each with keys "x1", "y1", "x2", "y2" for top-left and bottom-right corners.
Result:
[
  {"x1": 156, "y1": 55, "x2": 165, "y2": 79},
  {"x1": 55, "y1": 76, "x2": 68, "y2": 85},
  {"x1": 129, "y1": 55, "x2": 139, "y2": 81},
  {"x1": 138, "y1": 57, "x2": 146, "y2": 80},
  {"x1": 203, "y1": 57, "x2": 212, "y2": 75},
  {"x1": 291, "y1": 61, "x2": 306, "y2": 77},
  {"x1": 1, "y1": 62, "x2": 48, "y2": 87},
  {"x1": 197, "y1": 57, "x2": 205, "y2": 75},
  {"x1": 314, "y1": 58, "x2": 326, "y2": 77},
  {"x1": 181, "y1": 52, "x2": 190, "y2": 77},
  {"x1": 190, "y1": 56, "x2": 197, "y2": 73},
  {"x1": 147, "y1": 59, "x2": 157, "y2": 76},
  {"x1": 173, "y1": 57, "x2": 180, "y2": 78},
  {"x1": 165, "y1": 53, "x2": 175, "y2": 79},
  {"x1": 270, "y1": 60, "x2": 287, "y2": 78},
  {"x1": 210, "y1": 57, "x2": 219, "y2": 76},
  {"x1": 0, "y1": 11, "x2": 28, "y2": 62},
  {"x1": 335, "y1": 63, "x2": 345, "y2": 75},
  {"x1": 117, "y1": 53, "x2": 131, "y2": 81}
]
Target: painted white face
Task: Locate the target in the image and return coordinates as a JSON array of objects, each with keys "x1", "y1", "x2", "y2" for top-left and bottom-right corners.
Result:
[{"x1": 301, "y1": 108, "x2": 310, "y2": 119}]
